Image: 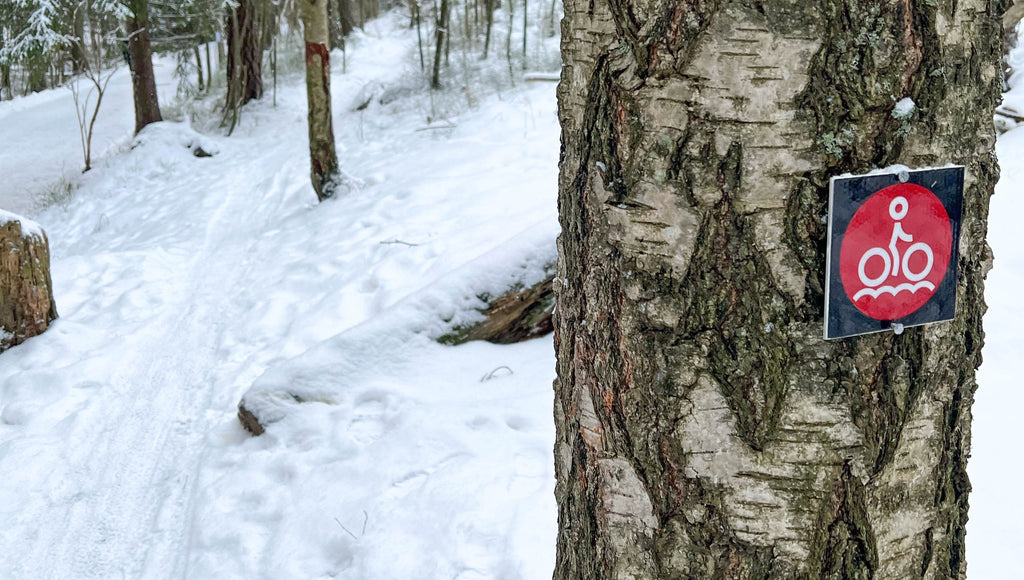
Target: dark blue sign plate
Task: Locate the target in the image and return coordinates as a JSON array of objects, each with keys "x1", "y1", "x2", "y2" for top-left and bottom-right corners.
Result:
[{"x1": 825, "y1": 167, "x2": 964, "y2": 340}]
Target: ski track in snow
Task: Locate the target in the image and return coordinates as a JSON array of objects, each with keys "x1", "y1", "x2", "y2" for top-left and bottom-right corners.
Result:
[
  {"x1": 1, "y1": 13, "x2": 559, "y2": 579},
  {"x1": 1, "y1": 125, "x2": 298, "y2": 579}
]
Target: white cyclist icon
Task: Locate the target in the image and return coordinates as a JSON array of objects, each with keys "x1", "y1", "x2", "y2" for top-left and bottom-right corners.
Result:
[{"x1": 852, "y1": 196, "x2": 936, "y2": 301}]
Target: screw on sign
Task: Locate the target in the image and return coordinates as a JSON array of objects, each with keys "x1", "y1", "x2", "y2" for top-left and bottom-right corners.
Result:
[{"x1": 824, "y1": 167, "x2": 963, "y2": 340}]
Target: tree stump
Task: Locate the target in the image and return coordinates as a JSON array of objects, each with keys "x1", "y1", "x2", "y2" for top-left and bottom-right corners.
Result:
[{"x1": 1, "y1": 211, "x2": 57, "y2": 353}]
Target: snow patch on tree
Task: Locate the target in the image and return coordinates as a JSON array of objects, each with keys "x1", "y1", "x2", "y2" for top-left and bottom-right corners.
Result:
[{"x1": 891, "y1": 97, "x2": 916, "y2": 120}]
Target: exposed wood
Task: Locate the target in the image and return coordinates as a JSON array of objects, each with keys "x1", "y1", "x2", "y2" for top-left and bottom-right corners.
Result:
[
  {"x1": 441, "y1": 275, "x2": 555, "y2": 345},
  {"x1": 237, "y1": 402, "x2": 265, "y2": 436},
  {"x1": 0, "y1": 214, "x2": 57, "y2": 354}
]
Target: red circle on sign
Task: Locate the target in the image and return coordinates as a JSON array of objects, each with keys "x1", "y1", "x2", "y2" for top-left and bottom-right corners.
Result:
[{"x1": 838, "y1": 182, "x2": 952, "y2": 320}]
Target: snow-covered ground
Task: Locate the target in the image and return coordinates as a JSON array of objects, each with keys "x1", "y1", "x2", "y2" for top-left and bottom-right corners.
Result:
[
  {"x1": 1, "y1": 13, "x2": 558, "y2": 579},
  {"x1": 1, "y1": 9, "x2": 1022, "y2": 580},
  {"x1": 0, "y1": 59, "x2": 178, "y2": 215}
]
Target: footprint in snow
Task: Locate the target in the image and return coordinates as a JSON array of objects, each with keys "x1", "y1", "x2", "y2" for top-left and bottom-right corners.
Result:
[{"x1": 347, "y1": 390, "x2": 392, "y2": 446}]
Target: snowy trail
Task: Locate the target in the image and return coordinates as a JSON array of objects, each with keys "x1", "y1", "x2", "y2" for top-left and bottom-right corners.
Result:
[
  {"x1": 1, "y1": 13, "x2": 561, "y2": 578},
  {"x1": 0, "y1": 131, "x2": 292, "y2": 578},
  {"x1": 49, "y1": 154, "x2": 270, "y2": 578}
]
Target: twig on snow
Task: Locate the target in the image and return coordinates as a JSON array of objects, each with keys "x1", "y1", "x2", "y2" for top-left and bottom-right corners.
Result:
[
  {"x1": 335, "y1": 517, "x2": 358, "y2": 540},
  {"x1": 480, "y1": 366, "x2": 514, "y2": 382}
]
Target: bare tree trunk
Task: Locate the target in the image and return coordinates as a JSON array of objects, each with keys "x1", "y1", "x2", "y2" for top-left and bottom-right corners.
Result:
[
  {"x1": 125, "y1": 0, "x2": 162, "y2": 134},
  {"x1": 412, "y1": 0, "x2": 425, "y2": 71},
  {"x1": 26, "y1": 54, "x2": 48, "y2": 94},
  {"x1": 431, "y1": 0, "x2": 449, "y2": 89},
  {"x1": 194, "y1": 45, "x2": 205, "y2": 92},
  {"x1": 482, "y1": 0, "x2": 494, "y2": 59},
  {"x1": 299, "y1": 0, "x2": 341, "y2": 201},
  {"x1": 327, "y1": 0, "x2": 345, "y2": 50},
  {"x1": 1, "y1": 63, "x2": 11, "y2": 101},
  {"x1": 546, "y1": 0, "x2": 556, "y2": 37},
  {"x1": 224, "y1": 0, "x2": 264, "y2": 131},
  {"x1": 71, "y1": 3, "x2": 88, "y2": 75},
  {"x1": 205, "y1": 41, "x2": 213, "y2": 89},
  {"x1": 504, "y1": 0, "x2": 512, "y2": 80},
  {"x1": 554, "y1": 1, "x2": 1004, "y2": 579},
  {"x1": 521, "y1": 0, "x2": 527, "y2": 68},
  {"x1": 338, "y1": 0, "x2": 356, "y2": 35}
]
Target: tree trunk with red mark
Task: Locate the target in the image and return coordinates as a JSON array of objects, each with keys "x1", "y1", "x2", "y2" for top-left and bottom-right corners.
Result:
[
  {"x1": 300, "y1": 0, "x2": 341, "y2": 201},
  {"x1": 554, "y1": 0, "x2": 1005, "y2": 578}
]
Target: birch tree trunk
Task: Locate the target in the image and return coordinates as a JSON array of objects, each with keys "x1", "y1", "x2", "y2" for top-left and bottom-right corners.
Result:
[
  {"x1": 125, "y1": 0, "x2": 162, "y2": 135},
  {"x1": 553, "y1": 1, "x2": 1005, "y2": 579},
  {"x1": 299, "y1": 0, "x2": 341, "y2": 201}
]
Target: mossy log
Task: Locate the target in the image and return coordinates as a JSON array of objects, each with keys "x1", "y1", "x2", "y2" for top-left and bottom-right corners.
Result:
[{"x1": 0, "y1": 212, "x2": 57, "y2": 353}]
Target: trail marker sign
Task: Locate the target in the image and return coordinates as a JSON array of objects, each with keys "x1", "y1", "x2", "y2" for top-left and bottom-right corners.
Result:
[{"x1": 824, "y1": 166, "x2": 964, "y2": 340}]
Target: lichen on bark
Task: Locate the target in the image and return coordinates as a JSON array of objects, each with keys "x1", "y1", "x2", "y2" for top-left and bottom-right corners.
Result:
[{"x1": 554, "y1": 0, "x2": 1005, "y2": 578}]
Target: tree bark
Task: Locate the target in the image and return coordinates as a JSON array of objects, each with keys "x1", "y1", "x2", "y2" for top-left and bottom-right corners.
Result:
[
  {"x1": 327, "y1": 0, "x2": 344, "y2": 50},
  {"x1": 482, "y1": 0, "x2": 494, "y2": 59},
  {"x1": 71, "y1": 3, "x2": 88, "y2": 75},
  {"x1": 1, "y1": 62, "x2": 11, "y2": 101},
  {"x1": 26, "y1": 53, "x2": 49, "y2": 94},
  {"x1": 337, "y1": 0, "x2": 356, "y2": 36},
  {"x1": 0, "y1": 214, "x2": 57, "y2": 354},
  {"x1": 553, "y1": 1, "x2": 1004, "y2": 579},
  {"x1": 300, "y1": 0, "x2": 341, "y2": 201},
  {"x1": 194, "y1": 45, "x2": 205, "y2": 92},
  {"x1": 224, "y1": 0, "x2": 264, "y2": 125},
  {"x1": 205, "y1": 41, "x2": 213, "y2": 91},
  {"x1": 125, "y1": 0, "x2": 162, "y2": 135},
  {"x1": 431, "y1": 0, "x2": 450, "y2": 89}
]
